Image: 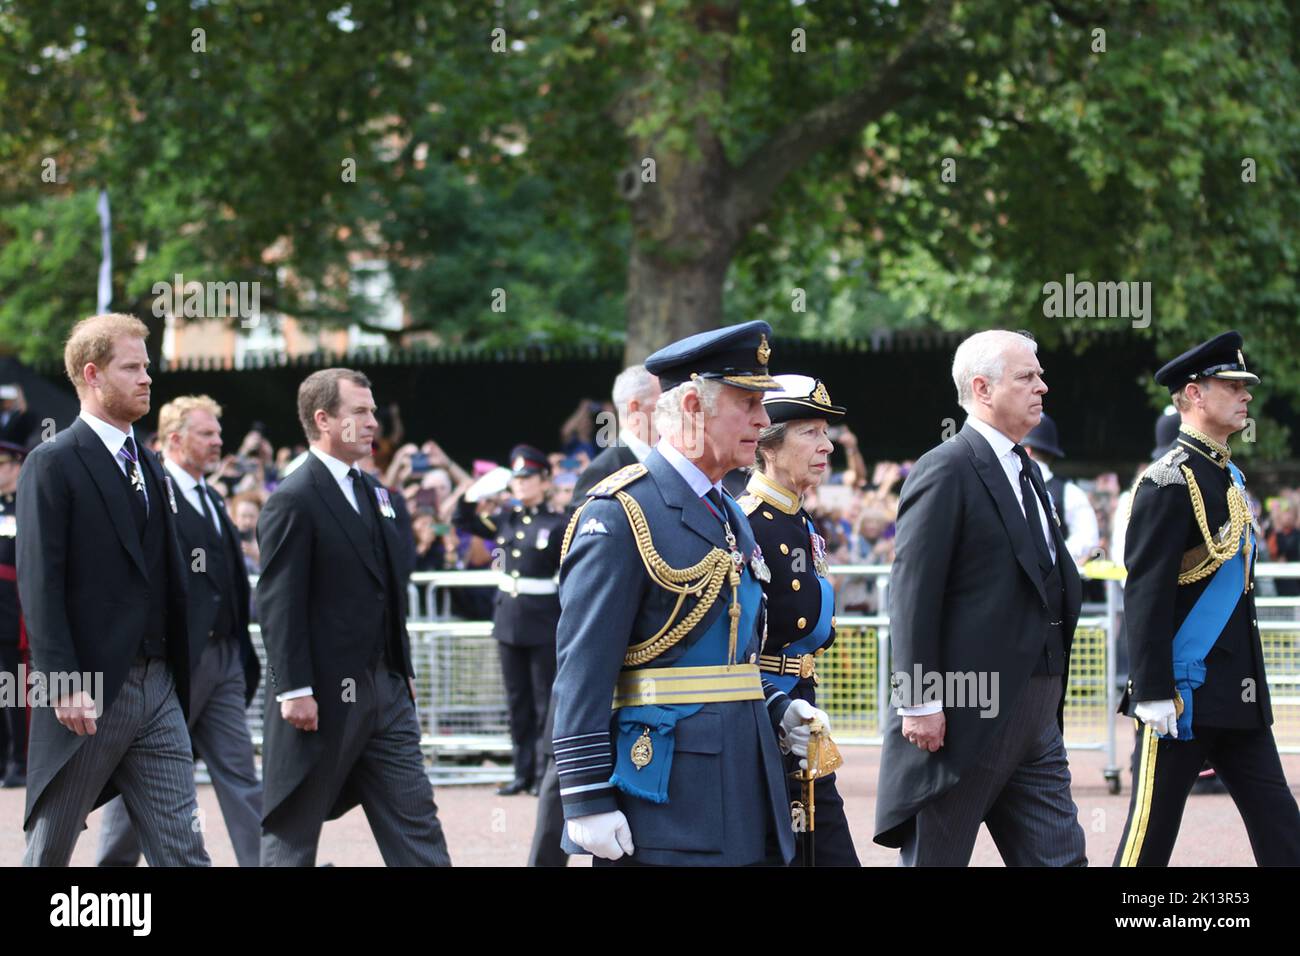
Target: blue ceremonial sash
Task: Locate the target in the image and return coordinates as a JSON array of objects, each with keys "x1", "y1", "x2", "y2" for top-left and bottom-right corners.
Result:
[
  {"x1": 1167, "y1": 462, "x2": 1251, "y2": 741},
  {"x1": 610, "y1": 563, "x2": 763, "y2": 804}
]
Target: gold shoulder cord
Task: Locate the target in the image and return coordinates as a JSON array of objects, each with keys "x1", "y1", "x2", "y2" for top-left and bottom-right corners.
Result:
[
  {"x1": 558, "y1": 502, "x2": 588, "y2": 565},
  {"x1": 1177, "y1": 465, "x2": 1251, "y2": 587},
  {"x1": 559, "y1": 486, "x2": 740, "y2": 667},
  {"x1": 614, "y1": 490, "x2": 735, "y2": 667}
]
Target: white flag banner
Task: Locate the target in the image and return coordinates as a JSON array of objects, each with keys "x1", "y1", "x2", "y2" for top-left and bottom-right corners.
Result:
[{"x1": 96, "y1": 189, "x2": 112, "y2": 312}]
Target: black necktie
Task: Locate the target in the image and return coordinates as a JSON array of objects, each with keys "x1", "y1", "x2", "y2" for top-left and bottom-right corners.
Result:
[
  {"x1": 349, "y1": 468, "x2": 377, "y2": 534},
  {"x1": 1012, "y1": 445, "x2": 1054, "y2": 572},
  {"x1": 704, "y1": 487, "x2": 726, "y2": 515},
  {"x1": 196, "y1": 479, "x2": 218, "y2": 534}
]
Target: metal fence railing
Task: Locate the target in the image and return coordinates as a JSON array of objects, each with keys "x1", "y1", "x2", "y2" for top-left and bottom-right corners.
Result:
[{"x1": 239, "y1": 564, "x2": 1300, "y2": 789}]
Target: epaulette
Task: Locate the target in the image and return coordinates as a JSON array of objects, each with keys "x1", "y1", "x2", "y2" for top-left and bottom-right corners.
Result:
[
  {"x1": 559, "y1": 463, "x2": 648, "y2": 564},
  {"x1": 1139, "y1": 446, "x2": 1188, "y2": 488},
  {"x1": 587, "y1": 462, "x2": 648, "y2": 498},
  {"x1": 736, "y1": 493, "x2": 760, "y2": 517}
]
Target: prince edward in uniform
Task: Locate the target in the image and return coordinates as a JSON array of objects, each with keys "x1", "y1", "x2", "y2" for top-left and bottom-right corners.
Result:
[
  {"x1": 552, "y1": 321, "x2": 829, "y2": 866},
  {"x1": 1115, "y1": 331, "x2": 1300, "y2": 866}
]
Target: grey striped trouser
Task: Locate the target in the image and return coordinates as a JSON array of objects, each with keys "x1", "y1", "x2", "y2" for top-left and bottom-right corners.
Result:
[{"x1": 24, "y1": 656, "x2": 211, "y2": 867}]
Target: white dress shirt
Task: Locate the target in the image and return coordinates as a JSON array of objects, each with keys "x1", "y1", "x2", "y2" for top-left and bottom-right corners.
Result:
[
  {"x1": 898, "y1": 416, "x2": 1057, "y2": 718},
  {"x1": 163, "y1": 456, "x2": 222, "y2": 535},
  {"x1": 656, "y1": 439, "x2": 724, "y2": 499},
  {"x1": 619, "y1": 429, "x2": 652, "y2": 463},
  {"x1": 276, "y1": 446, "x2": 368, "y2": 703},
  {"x1": 80, "y1": 410, "x2": 148, "y2": 507},
  {"x1": 965, "y1": 416, "x2": 1056, "y2": 563},
  {"x1": 310, "y1": 445, "x2": 363, "y2": 513}
]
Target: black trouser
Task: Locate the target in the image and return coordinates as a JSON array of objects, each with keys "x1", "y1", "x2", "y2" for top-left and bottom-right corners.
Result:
[
  {"x1": 1114, "y1": 722, "x2": 1300, "y2": 866},
  {"x1": 498, "y1": 642, "x2": 556, "y2": 785},
  {"x1": 0, "y1": 644, "x2": 26, "y2": 773},
  {"x1": 527, "y1": 693, "x2": 568, "y2": 866},
  {"x1": 783, "y1": 763, "x2": 860, "y2": 866},
  {"x1": 783, "y1": 678, "x2": 860, "y2": 866}
]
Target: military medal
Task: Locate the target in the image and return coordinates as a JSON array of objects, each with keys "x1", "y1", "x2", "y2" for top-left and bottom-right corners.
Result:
[
  {"x1": 536, "y1": 527, "x2": 551, "y2": 550},
  {"x1": 375, "y1": 487, "x2": 396, "y2": 519},
  {"x1": 164, "y1": 476, "x2": 179, "y2": 514},
  {"x1": 129, "y1": 462, "x2": 145, "y2": 495},
  {"x1": 1046, "y1": 491, "x2": 1061, "y2": 529},
  {"x1": 810, "y1": 528, "x2": 829, "y2": 577},
  {"x1": 631, "y1": 727, "x2": 653, "y2": 770},
  {"x1": 750, "y1": 543, "x2": 771, "y2": 583}
]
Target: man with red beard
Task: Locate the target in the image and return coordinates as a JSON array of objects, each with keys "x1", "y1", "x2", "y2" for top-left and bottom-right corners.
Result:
[{"x1": 17, "y1": 313, "x2": 208, "y2": 866}]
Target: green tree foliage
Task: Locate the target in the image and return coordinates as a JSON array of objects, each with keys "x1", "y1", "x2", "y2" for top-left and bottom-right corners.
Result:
[{"x1": 1, "y1": 1, "x2": 1298, "y2": 451}]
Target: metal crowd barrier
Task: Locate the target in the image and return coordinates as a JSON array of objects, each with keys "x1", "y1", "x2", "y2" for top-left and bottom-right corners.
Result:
[{"x1": 240, "y1": 563, "x2": 1300, "y2": 789}]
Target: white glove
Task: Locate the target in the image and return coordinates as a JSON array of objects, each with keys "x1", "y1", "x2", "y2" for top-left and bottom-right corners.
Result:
[
  {"x1": 566, "y1": 810, "x2": 635, "y2": 861},
  {"x1": 780, "y1": 699, "x2": 831, "y2": 761},
  {"x1": 464, "y1": 466, "x2": 511, "y2": 503},
  {"x1": 1135, "y1": 699, "x2": 1179, "y2": 738}
]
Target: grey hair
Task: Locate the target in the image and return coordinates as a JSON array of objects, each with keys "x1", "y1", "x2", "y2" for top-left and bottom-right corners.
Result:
[
  {"x1": 611, "y1": 364, "x2": 659, "y2": 424},
  {"x1": 753, "y1": 422, "x2": 789, "y2": 473},
  {"x1": 653, "y1": 378, "x2": 723, "y2": 439},
  {"x1": 951, "y1": 330, "x2": 1038, "y2": 412}
]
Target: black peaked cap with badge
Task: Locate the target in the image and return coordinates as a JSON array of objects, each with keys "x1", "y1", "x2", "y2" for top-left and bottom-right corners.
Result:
[
  {"x1": 1154, "y1": 330, "x2": 1260, "y2": 390},
  {"x1": 761, "y1": 374, "x2": 846, "y2": 424},
  {"x1": 644, "y1": 320, "x2": 781, "y2": 391},
  {"x1": 510, "y1": 444, "x2": 550, "y2": 477}
]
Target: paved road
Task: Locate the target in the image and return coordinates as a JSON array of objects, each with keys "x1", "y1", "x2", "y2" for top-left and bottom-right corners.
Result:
[{"x1": 2, "y1": 722, "x2": 1295, "y2": 866}]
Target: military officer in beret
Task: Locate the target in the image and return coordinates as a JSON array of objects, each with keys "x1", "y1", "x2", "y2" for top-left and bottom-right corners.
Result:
[
  {"x1": 739, "y1": 375, "x2": 860, "y2": 866},
  {"x1": 454, "y1": 444, "x2": 568, "y2": 796},
  {"x1": 0, "y1": 441, "x2": 27, "y2": 788},
  {"x1": 552, "y1": 321, "x2": 828, "y2": 866},
  {"x1": 1115, "y1": 331, "x2": 1300, "y2": 866}
]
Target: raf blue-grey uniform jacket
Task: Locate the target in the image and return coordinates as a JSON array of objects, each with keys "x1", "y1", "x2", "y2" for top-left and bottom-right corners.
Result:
[{"x1": 551, "y1": 449, "x2": 796, "y2": 866}]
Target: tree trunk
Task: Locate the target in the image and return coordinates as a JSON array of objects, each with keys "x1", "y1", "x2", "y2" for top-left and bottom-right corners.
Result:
[
  {"x1": 623, "y1": 185, "x2": 735, "y2": 364},
  {"x1": 618, "y1": 0, "x2": 949, "y2": 366},
  {"x1": 621, "y1": 4, "x2": 739, "y2": 367}
]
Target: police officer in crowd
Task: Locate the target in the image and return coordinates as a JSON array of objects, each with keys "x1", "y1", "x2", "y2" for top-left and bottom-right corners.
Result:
[
  {"x1": 1115, "y1": 331, "x2": 1300, "y2": 866},
  {"x1": 455, "y1": 444, "x2": 568, "y2": 796},
  {"x1": 739, "y1": 374, "x2": 860, "y2": 865}
]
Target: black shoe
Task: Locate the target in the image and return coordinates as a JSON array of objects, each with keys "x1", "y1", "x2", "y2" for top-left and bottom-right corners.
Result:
[
  {"x1": 1, "y1": 768, "x2": 25, "y2": 788},
  {"x1": 527, "y1": 780, "x2": 541, "y2": 796},
  {"x1": 496, "y1": 778, "x2": 532, "y2": 796}
]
